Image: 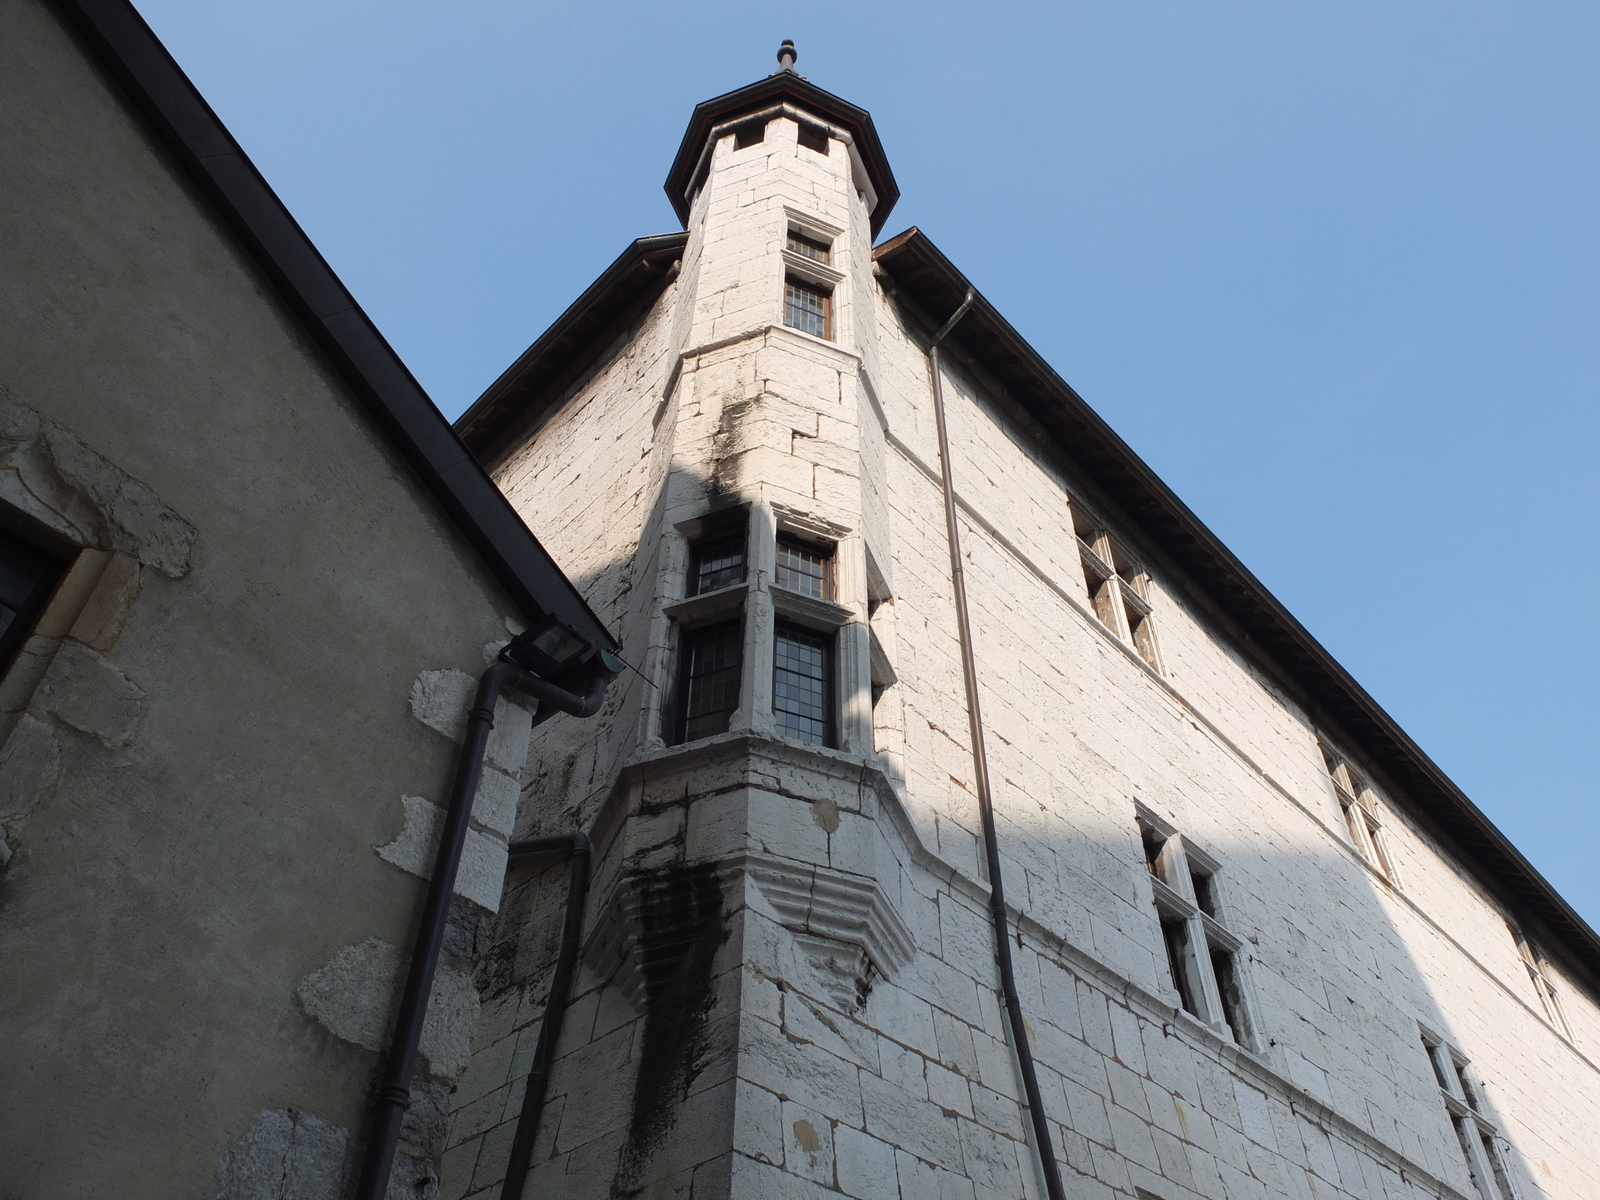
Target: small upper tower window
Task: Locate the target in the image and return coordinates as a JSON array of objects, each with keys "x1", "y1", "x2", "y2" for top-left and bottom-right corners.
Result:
[
  {"x1": 796, "y1": 122, "x2": 830, "y2": 155},
  {"x1": 784, "y1": 278, "x2": 830, "y2": 339},
  {"x1": 786, "y1": 230, "x2": 831, "y2": 264}
]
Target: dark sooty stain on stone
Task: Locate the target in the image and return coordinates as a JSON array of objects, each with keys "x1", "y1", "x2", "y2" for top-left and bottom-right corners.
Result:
[{"x1": 622, "y1": 863, "x2": 728, "y2": 1177}]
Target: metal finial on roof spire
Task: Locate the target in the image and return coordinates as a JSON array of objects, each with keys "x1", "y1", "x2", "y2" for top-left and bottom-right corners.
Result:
[{"x1": 776, "y1": 39, "x2": 797, "y2": 73}]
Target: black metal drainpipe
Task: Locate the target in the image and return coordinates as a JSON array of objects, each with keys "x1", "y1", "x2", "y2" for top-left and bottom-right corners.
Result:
[
  {"x1": 498, "y1": 830, "x2": 591, "y2": 1200},
  {"x1": 927, "y1": 289, "x2": 1069, "y2": 1200},
  {"x1": 355, "y1": 659, "x2": 615, "y2": 1200}
]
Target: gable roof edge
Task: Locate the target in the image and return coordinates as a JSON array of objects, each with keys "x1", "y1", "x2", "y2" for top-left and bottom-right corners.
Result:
[
  {"x1": 51, "y1": 0, "x2": 616, "y2": 657},
  {"x1": 874, "y1": 227, "x2": 1600, "y2": 989}
]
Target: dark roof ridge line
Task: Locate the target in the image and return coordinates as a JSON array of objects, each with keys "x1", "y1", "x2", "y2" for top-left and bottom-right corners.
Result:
[
  {"x1": 874, "y1": 226, "x2": 1600, "y2": 988},
  {"x1": 49, "y1": 0, "x2": 616, "y2": 656},
  {"x1": 457, "y1": 233, "x2": 688, "y2": 469}
]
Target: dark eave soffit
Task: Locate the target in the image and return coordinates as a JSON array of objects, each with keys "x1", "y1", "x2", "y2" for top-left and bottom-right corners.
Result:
[
  {"x1": 664, "y1": 74, "x2": 900, "y2": 238},
  {"x1": 874, "y1": 227, "x2": 1600, "y2": 986},
  {"x1": 52, "y1": 0, "x2": 616, "y2": 660},
  {"x1": 456, "y1": 234, "x2": 688, "y2": 469}
]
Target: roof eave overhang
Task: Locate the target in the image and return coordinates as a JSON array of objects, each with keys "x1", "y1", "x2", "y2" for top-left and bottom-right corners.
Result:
[
  {"x1": 52, "y1": 0, "x2": 618, "y2": 664},
  {"x1": 456, "y1": 233, "x2": 688, "y2": 469},
  {"x1": 665, "y1": 74, "x2": 900, "y2": 238},
  {"x1": 874, "y1": 227, "x2": 1600, "y2": 987}
]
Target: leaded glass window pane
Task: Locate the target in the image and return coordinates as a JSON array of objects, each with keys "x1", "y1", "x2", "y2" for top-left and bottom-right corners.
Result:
[
  {"x1": 680, "y1": 623, "x2": 741, "y2": 741},
  {"x1": 773, "y1": 623, "x2": 830, "y2": 745},
  {"x1": 776, "y1": 539, "x2": 830, "y2": 599},
  {"x1": 786, "y1": 231, "x2": 830, "y2": 263},
  {"x1": 691, "y1": 535, "x2": 745, "y2": 595},
  {"x1": 784, "y1": 279, "x2": 828, "y2": 338}
]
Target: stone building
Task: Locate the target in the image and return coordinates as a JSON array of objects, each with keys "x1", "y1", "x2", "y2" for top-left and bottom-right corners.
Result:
[
  {"x1": 1, "y1": 0, "x2": 621, "y2": 1195},
  {"x1": 443, "y1": 44, "x2": 1600, "y2": 1200}
]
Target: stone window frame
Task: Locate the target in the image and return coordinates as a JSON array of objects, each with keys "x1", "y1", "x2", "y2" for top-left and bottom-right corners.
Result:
[
  {"x1": 1508, "y1": 924, "x2": 1574, "y2": 1041},
  {"x1": 780, "y1": 209, "x2": 845, "y2": 345},
  {"x1": 768, "y1": 517, "x2": 851, "y2": 752},
  {"x1": 1317, "y1": 740, "x2": 1401, "y2": 886},
  {"x1": 661, "y1": 506, "x2": 753, "y2": 745},
  {"x1": 1071, "y1": 500, "x2": 1163, "y2": 673},
  {"x1": 1135, "y1": 805, "x2": 1260, "y2": 1049},
  {"x1": 1419, "y1": 1026, "x2": 1519, "y2": 1200}
]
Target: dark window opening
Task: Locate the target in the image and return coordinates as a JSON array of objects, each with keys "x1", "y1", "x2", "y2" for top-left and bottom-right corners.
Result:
[
  {"x1": 776, "y1": 538, "x2": 832, "y2": 599},
  {"x1": 1141, "y1": 827, "x2": 1167, "y2": 877},
  {"x1": 734, "y1": 118, "x2": 767, "y2": 149},
  {"x1": 676, "y1": 622, "x2": 742, "y2": 743},
  {"x1": 773, "y1": 621, "x2": 832, "y2": 746},
  {"x1": 1482, "y1": 1133, "x2": 1515, "y2": 1200},
  {"x1": 1160, "y1": 918, "x2": 1198, "y2": 1016},
  {"x1": 1425, "y1": 1041, "x2": 1453, "y2": 1091},
  {"x1": 786, "y1": 230, "x2": 831, "y2": 264},
  {"x1": 1453, "y1": 1119, "x2": 1489, "y2": 1198},
  {"x1": 797, "y1": 122, "x2": 830, "y2": 155},
  {"x1": 784, "y1": 277, "x2": 830, "y2": 339},
  {"x1": 1129, "y1": 608, "x2": 1159, "y2": 667},
  {"x1": 1210, "y1": 946, "x2": 1249, "y2": 1044},
  {"x1": 0, "y1": 526, "x2": 67, "y2": 675},
  {"x1": 1191, "y1": 870, "x2": 1217, "y2": 917},
  {"x1": 690, "y1": 532, "x2": 746, "y2": 596}
]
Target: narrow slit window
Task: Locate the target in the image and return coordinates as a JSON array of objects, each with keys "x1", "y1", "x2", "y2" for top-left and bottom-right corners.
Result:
[
  {"x1": 1422, "y1": 1032, "x2": 1514, "y2": 1200},
  {"x1": 776, "y1": 538, "x2": 832, "y2": 599},
  {"x1": 1073, "y1": 505, "x2": 1160, "y2": 670},
  {"x1": 773, "y1": 621, "x2": 832, "y2": 746},
  {"x1": 1510, "y1": 925, "x2": 1572, "y2": 1039},
  {"x1": 1319, "y1": 742, "x2": 1398, "y2": 885},
  {"x1": 1160, "y1": 917, "x2": 1200, "y2": 1017},
  {"x1": 690, "y1": 532, "x2": 746, "y2": 595},
  {"x1": 784, "y1": 277, "x2": 830, "y2": 339},
  {"x1": 1209, "y1": 946, "x2": 1250, "y2": 1045},
  {"x1": 1137, "y1": 814, "x2": 1257, "y2": 1048},
  {"x1": 677, "y1": 622, "x2": 742, "y2": 743}
]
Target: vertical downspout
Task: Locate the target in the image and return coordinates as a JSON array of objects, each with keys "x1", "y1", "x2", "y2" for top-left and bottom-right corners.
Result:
[
  {"x1": 927, "y1": 289, "x2": 1069, "y2": 1200},
  {"x1": 355, "y1": 659, "x2": 616, "y2": 1200},
  {"x1": 498, "y1": 831, "x2": 592, "y2": 1200}
]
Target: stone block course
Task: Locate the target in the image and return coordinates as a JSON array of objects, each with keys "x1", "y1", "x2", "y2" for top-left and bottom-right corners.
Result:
[{"x1": 452, "y1": 68, "x2": 1600, "y2": 1200}]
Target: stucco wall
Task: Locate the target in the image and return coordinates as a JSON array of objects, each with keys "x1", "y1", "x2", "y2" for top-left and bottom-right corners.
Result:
[{"x1": 0, "y1": 1, "x2": 546, "y2": 1194}]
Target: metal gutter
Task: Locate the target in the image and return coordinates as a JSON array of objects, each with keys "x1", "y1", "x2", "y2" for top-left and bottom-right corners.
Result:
[
  {"x1": 50, "y1": 0, "x2": 616, "y2": 658},
  {"x1": 874, "y1": 226, "x2": 1600, "y2": 989}
]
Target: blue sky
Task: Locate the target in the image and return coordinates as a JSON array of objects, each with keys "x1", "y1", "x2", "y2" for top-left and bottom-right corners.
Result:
[{"x1": 132, "y1": 1, "x2": 1598, "y2": 929}]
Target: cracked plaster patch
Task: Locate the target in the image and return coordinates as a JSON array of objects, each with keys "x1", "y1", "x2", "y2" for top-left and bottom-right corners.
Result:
[
  {"x1": 31, "y1": 641, "x2": 145, "y2": 748},
  {"x1": 375, "y1": 795, "x2": 509, "y2": 913},
  {"x1": 0, "y1": 713, "x2": 60, "y2": 826},
  {"x1": 296, "y1": 937, "x2": 478, "y2": 1084},
  {"x1": 0, "y1": 388, "x2": 196, "y2": 576},
  {"x1": 408, "y1": 668, "x2": 532, "y2": 773},
  {"x1": 213, "y1": 1107, "x2": 351, "y2": 1200}
]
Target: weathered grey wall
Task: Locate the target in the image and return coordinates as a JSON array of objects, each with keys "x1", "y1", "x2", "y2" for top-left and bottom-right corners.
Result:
[
  {"x1": 0, "y1": 0, "x2": 541, "y2": 1194},
  {"x1": 461, "y1": 77, "x2": 1599, "y2": 1200}
]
